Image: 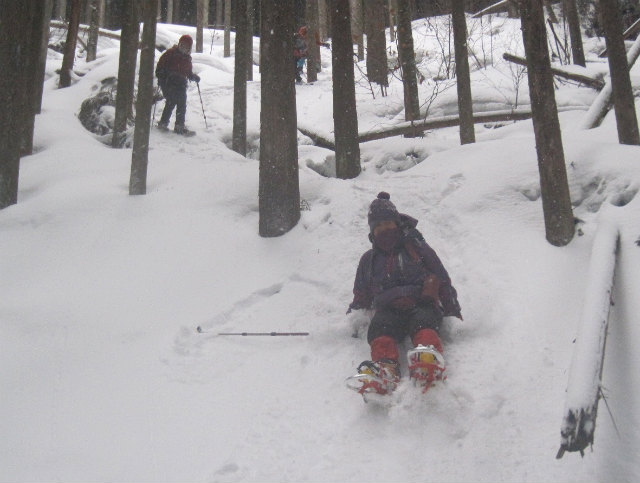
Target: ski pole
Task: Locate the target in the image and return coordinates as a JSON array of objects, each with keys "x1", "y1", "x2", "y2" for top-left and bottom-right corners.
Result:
[
  {"x1": 196, "y1": 82, "x2": 208, "y2": 129},
  {"x1": 196, "y1": 326, "x2": 309, "y2": 336}
]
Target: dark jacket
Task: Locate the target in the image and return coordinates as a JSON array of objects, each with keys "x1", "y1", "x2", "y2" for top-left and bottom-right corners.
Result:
[
  {"x1": 155, "y1": 46, "x2": 196, "y2": 90},
  {"x1": 350, "y1": 214, "x2": 462, "y2": 318}
]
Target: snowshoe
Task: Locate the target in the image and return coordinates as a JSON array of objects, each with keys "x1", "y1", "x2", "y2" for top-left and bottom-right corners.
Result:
[
  {"x1": 345, "y1": 359, "x2": 400, "y2": 398},
  {"x1": 174, "y1": 125, "x2": 196, "y2": 137},
  {"x1": 407, "y1": 345, "x2": 446, "y2": 393}
]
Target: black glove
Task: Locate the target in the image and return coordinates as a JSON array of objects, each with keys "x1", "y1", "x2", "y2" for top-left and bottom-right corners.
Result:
[{"x1": 191, "y1": 74, "x2": 201, "y2": 83}]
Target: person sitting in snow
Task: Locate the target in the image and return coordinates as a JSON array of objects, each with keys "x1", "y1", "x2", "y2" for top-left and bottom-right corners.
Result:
[
  {"x1": 155, "y1": 34, "x2": 201, "y2": 136},
  {"x1": 293, "y1": 26, "x2": 308, "y2": 83},
  {"x1": 347, "y1": 192, "x2": 462, "y2": 396}
]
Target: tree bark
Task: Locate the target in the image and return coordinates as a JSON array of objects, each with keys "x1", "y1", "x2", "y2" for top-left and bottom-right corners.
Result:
[
  {"x1": 306, "y1": 0, "x2": 320, "y2": 82},
  {"x1": 0, "y1": 2, "x2": 40, "y2": 209},
  {"x1": 56, "y1": 0, "x2": 68, "y2": 20},
  {"x1": 224, "y1": 0, "x2": 232, "y2": 57},
  {"x1": 129, "y1": 0, "x2": 158, "y2": 195},
  {"x1": 259, "y1": 0, "x2": 300, "y2": 237},
  {"x1": 34, "y1": 0, "x2": 53, "y2": 115},
  {"x1": 351, "y1": 0, "x2": 365, "y2": 61},
  {"x1": 196, "y1": 0, "x2": 206, "y2": 53},
  {"x1": 564, "y1": 0, "x2": 586, "y2": 66},
  {"x1": 87, "y1": 0, "x2": 103, "y2": 62},
  {"x1": 452, "y1": 0, "x2": 475, "y2": 144},
  {"x1": 172, "y1": 0, "x2": 181, "y2": 24},
  {"x1": 247, "y1": 0, "x2": 255, "y2": 80},
  {"x1": 365, "y1": 0, "x2": 389, "y2": 88},
  {"x1": 332, "y1": 0, "x2": 361, "y2": 179},
  {"x1": 521, "y1": 0, "x2": 575, "y2": 247},
  {"x1": 59, "y1": 0, "x2": 82, "y2": 88},
  {"x1": 112, "y1": 0, "x2": 140, "y2": 148},
  {"x1": 318, "y1": 0, "x2": 329, "y2": 42},
  {"x1": 600, "y1": 0, "x2": 640, "y2": 145},
  {"x1": 397, "y1": 0, "x2": 420, "y2": 123},
  {"x1": 233, "y1": 0, "x2": 248, "y2": 155}
]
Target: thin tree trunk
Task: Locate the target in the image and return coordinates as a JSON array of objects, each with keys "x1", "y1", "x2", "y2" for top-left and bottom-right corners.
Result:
[
  {"x1": 306, "y1": 0, "x2": 320, "y2": 82},
  {"x1": 87, "y1": 0, "x2": 102, "y2": 62},
  {"x1": 56, "y1": 0, "x2": 68, "y2": 20},
  {"x1": 34, "y1": 0, "x2": 53, "y2": 114},
  {"x1": 112, "y1": 0, "x2": 140, "y2": 148},
  {"x1": 332, "y1": 0, "x2": 361, "y2": 179},
  {"x1": 172, "y1": 0, "x2": 181, "y2": 24},
  {"x1": 224, "y1": 0, "x2": 231, "y2": 57},
  {"x1": 389, "y1": 0, "x2": 398, "y2": 42},
  {"x1": 452, "y1": 0, "x2": 475, "y2": 144},
  {"x1": 259, "y1": 0, "x2": 300, "y2": 237},
  {"x1": 233, "y1": 0, "x2": 248, "y2": 155},
  {"x1": 600, "y1": 0, "x2": 640, "y2": 145},
  {"x1": 247, "y1": 0, "x2": 254, "y2": 80},
  {"x1": 365, "y1": 0, "x2": 389, "y2": 88},
  {"x1": 351, "y1": 0, "x2": 365, "y2": 61},
  {"x1": 196, "y1": 0, "x2": 207, "y2": 53},
  {"x1": 564, "y1": 0, "x2": 586, "y2": 66},
  {"x1": 318, "y1": 0, "x2": 329, "y2": 41},
  {"x1": 130, "y1": 0, "x2": 159, "y2": 195},
  {"x1": 397, "y1": 0, "x2": 420, "y2": 123},
  {"x1": 59, "y1": 0, "x2": 82, "y2": 88},
  {"x1": 521, "y1": 0, "x2": 575, "y2": 247},
  {"x1": 216, "y1": 0, "x2": 223, "y2": 27}
]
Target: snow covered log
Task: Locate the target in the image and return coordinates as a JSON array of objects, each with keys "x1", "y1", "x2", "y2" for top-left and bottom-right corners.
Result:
[
  {"x1": 557, "y1": 221, "x2": 620, "y2": 459},
  {"x1": 581, "y1": 34, "x2": 640, "y2": 130},
  {"x1": 502, "y1": 53, "x2": 605, "y2": 90}
]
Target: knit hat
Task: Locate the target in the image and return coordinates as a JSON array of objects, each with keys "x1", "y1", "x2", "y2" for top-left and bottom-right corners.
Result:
[
  {"x1": 368, "y1": 192, "x2": 400, "y2": 230},
  {"x1": 179, "y1": 34, "x2": 193, "y2": 48}
]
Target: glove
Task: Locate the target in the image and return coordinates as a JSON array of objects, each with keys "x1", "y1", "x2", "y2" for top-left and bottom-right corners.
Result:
[
  {"x1": 420, "y1": 274, "x2": 440, "y2": 306},
  {"x1": 191, "y1": 74, "x2": 201, "y2": 83}
]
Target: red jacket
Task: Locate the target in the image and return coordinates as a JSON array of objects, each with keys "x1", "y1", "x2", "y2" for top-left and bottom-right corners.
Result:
[{"x1": 155, "y1": 46, "x2": 195, "y2": 82}]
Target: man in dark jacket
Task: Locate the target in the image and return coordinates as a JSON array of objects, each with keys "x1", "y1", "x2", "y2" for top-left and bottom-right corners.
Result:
[
  {"x1": 293, "y1": 26, "x2": 308, "y2": 83},
  {"x1": 155, "y1": 34, "x2": 201, "y2": 135},
  {"x1": 347, "y1": 192, "x2": 462, "y2": 396}
]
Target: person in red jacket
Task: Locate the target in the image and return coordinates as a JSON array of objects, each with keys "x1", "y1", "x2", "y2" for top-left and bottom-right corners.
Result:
[{"x1": 155, "y1": 35, "x2": 200, "y2": 135}]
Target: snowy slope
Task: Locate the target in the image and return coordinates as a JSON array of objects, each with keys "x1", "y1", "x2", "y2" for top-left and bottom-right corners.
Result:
[{"x1": 2, "y1": 16, "x2": 640, "y2": 483}]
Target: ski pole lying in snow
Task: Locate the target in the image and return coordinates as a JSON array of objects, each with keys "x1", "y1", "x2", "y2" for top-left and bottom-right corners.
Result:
[
  {"x1": 197, "y1": 326, "x2": 309, "y2": 336},
  {"x1": 196, "y1": 82, "x2": 208, "y2": 129}
]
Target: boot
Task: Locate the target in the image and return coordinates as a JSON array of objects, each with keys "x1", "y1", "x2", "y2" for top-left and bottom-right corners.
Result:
[
  {"x1": 174, "y1": 124, "x2": 195, "y2": 136},
  {"x1": 346, "y1": 358, "x2": 400, "y2": 395},
  {"x1": 407, "y1": 345, "x2": 446, "y2": 392}
]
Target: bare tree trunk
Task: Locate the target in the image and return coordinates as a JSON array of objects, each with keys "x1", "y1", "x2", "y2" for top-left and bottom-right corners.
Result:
[
  {"x1": 247, "y1": 0, "x2": 254, "y2": 80},
  {"x1": 564, "y1": 0, "x2": 586, "y2": 66},
  {"x1": 332, "y1": 0, "x2": 361, "y2": 179},
  {"x1": 56, "y1": 0, "x2": 68, "y2": 20},
  {"x1": 87, "y1": 0, "x2": 103, "y2": 62},
  {"x1": 233, "y1": 0, "x2": 248, "y2": 155},
  {"x1": 306, "y1": 0, "x2": 320, "y2": 82},
  {"x1": 34, "y1": 0, "x2": 53, "y2": 114},
  {"x1": 389, "y1": 0, "x2": 398, "y2": 42},
  {"x1": 318, "y1": 0, "x2": 329, "y2": 41},
  {"x1": 365, "y1": 0, "x2": 389, "y2": 88},
  {"x1": 508, "y1": 0, "x2": 519, "y2": 18},
  {"x1": 224, "y1": 0, "x2": 231, "y2": 57},
  {"x1": 521, "y1": 0, "x2": 575, "y2": 247},
  {"x1": 351, "y1": 0, "x2": 365, "y2": 61},
  {"x1": 0, "y1": 2, "x2": 43, "y2": 209},
  {"x1": 259, "y1": 0, "x2": 300, "y2": 237},
  {"x1": 172, "y1": 0, "x2": 181, "y2": 24},
  {"x1": 600, "y1": 0, "x2": 640, "y2": 145},
  {"x1": 129, "y1": 0, "x2": 158, "y2": 195},
  {"x1": 215, "y1": 0, "x2": 223, "y2": 27},
  {"x1": 166, "y1": 0, "x2": 173, "y2": 23},
  {"x1": 59, "y1": 0, "x2": 82, "y2": 88},
  {"x1": 397, "y1": 0, "x2": 420, "y2": 123},
  {"x1": 452, "y1": 0, "x2": 475, "y2": 144},
  {"x1": 196, "y1": 0, "x2": 207, "y2": 53},
  {"x1": 112, "y1": 0, "x2": 140, "y2": 148}
]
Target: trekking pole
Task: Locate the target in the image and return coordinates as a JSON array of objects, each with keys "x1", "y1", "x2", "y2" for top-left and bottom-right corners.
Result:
[
  {"x1": 196, "y1": 326, "x2": 309, "y2": 336},
  {"x1": 196, "y1": 82, "x2": 208, "y2": 129}
]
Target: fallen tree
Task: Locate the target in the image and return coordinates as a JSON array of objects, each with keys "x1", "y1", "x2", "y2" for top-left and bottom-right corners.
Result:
[{"x1": 503, "y1": 52, "x2": 605, "y2": 89}]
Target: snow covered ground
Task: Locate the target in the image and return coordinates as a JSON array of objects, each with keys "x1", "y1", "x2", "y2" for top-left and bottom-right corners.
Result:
[{"x1": 2, "y1": 15, "x2": 640, "y2": 483}]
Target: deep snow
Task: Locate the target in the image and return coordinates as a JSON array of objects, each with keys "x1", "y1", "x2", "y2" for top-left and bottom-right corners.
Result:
[{"x1": 2, "y1": 14, "x2": 640, "y2": 483}]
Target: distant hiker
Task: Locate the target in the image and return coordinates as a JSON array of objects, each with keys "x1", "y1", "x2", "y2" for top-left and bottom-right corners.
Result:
[
  {"x1": 155, "y1": 34, "x2": 201, "y2": 136},
  {"x1": 294, "y1": 26, "x2": 308, "y2": 83},
  {"x1": 346, "y1": 192, "x2": 462, "y2": 397}
]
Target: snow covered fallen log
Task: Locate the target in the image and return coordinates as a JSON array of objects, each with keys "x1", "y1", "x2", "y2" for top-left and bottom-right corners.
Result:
[{"x1": 557, "y1": 220, "x2": 620, "y2": 458}]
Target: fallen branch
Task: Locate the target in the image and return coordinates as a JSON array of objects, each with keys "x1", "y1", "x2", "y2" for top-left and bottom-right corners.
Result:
[
  {"x1": 598, "y1": 17, "x2": 640, "y2": 58},
  {"x1": 503, "y1": 52, "x2": 605, "y2": 90}
]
